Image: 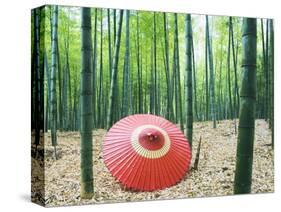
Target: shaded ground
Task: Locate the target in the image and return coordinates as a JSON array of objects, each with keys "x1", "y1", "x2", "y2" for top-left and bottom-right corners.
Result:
[{"x1": 31, "y1": 119, "x2": 274, "y2": 207}]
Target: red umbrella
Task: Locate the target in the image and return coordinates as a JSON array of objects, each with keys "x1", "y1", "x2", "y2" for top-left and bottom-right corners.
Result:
[{"x1": 103, "y1": 114, "x2": 191, "y2": 191}]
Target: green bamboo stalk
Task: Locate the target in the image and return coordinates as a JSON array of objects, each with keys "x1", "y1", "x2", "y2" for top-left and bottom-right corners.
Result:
[
  {"x1": 206, "y1": 16, "x2": 216, "y2": 128},
  {"x1": 227, "y1": 18, "x2": 233, "y2": 119},
  {"x1": 174, "y1": 14, "x2": 184, "y2": 132},
  {"x1": 205, "y1": 19, "x2": 209, "y2": 121},
  {"x1": 234, "y1": 18, "x2": 257, "y2": 194},
  {"x1": 268, "y1": 20, "x2": 274, "y2": 131},
  {"x1": 34, "y1": 8, "x2": 41, "y2": 149},
  {"x1": 150, "y1": 46, "x2": 155, "y2": 114},
  {"x1": 80, "y1": 7, "x2": 93, "y2": 199},
  {"x1": 106, "y1": 10, "x2": 124, "y2": 129},
  {"x1": 230, "y1": 17, "x2": 240, "y2": 117},
  {"x1": 185, "y1": 14, "x2": 193, "y2": 149},
  {"x1": 163, "y1": 13, "x2": 173, "y2": 120},
  {"x1": 122, "y1": 10, "x2": 130, "y2": 117},
  {"x1": 92, "y1": 9, "x2": 97, "y2": 129},
  {"x1": 50, "y1": 6, "x2": 58, "y2": 159},
  {"x1": 191, "y1": 33, "x2": 198, "y2": 121},
  {"x1": 107, "y1": 9, "x2": 112, "y2": 81},
  {"x1": 153, "y1": 13, "x2": 158, "y2": 115},
  {"x1": 98, "y1": 10, "x2": 103, "y2": 128},
  {"x1": 136, "y1": 12, "x2": 143, "y2": 114},
  {"x1": 265, "y1": 20, "x2": 269, "y2": 121},
  {"x1": 269, "y1": 20, "x2": 274, "y2": 148}
]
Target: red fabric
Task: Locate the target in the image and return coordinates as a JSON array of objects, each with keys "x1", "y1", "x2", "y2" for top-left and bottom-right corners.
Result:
[
  {"x1": 103, "y1": 114, "x2": 191, "y2": 191},
  {"x1": 138, "y1": 128, "x2": 165, "y2": 150}
]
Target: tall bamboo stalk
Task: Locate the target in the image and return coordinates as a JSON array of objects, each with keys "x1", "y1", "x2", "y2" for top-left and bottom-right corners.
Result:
[
  {"x1": 106, "y1": 10, "x2": 124, "y2": 129},
  {"x1": 50, "y1": 5, "x2": 58, "y2": 159},
  {"x1": 80, "y1": 7, "x2": 93, "y2": 199},
  {"x1": 206, "y1": 16, "x2": 216, "y2": 128},
  {"x1": 185, "y1": 14, "x2": 193, "y2": 149},
  {"x1": 34, "y1": 8, "x2": 41, "y2": 149},
  {"x1": 122, "y1": 10, "x2": 130, "y2": 117},
  {"x1": 234, "y1": 18, "x2": 257, "y2": 194},
  {"x1": 163, "y1": 13, "x2": 173, "y2": 120}
]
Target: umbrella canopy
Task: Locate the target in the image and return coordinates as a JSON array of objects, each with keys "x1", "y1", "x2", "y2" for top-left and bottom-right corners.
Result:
[{"x1": 103, "y1": 114, "x2": 191, "y2": 191}]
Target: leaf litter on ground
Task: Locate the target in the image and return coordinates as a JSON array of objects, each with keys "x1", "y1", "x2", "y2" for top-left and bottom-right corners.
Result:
[{"x1": 31, "y1": 119, "x2": 274, "y2": 207}]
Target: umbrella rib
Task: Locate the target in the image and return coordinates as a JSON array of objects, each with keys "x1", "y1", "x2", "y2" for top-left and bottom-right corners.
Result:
[
  {"x1": 154, "y1": 157, "x2": 163, "y2": 190},
  {"x1": 168, "y1": 148, "x2": 190, "y2": 174},
  {"x1": 133, "y1": 154, "x2": 146, "y2": 190},
  {"x1": 108, "y1": 139, "x2": 146, "y2": 182},
  {"x1": 159, "y1": 155, "x2": 177, "y2": 188},
  {"x1": 110, "y1": 150, "x2": 138, "y2": 180},
  {"x1": 103, "y1": 114, "x2": 191, "y2": 191},
  {"x1": 117, "y1": 146, "x2": 146, "y2": 189},
  {"x1": 103, "y1": 142, "x2": 132, "y2": 159},
  {"x1": 104, "y1": 145, "x2": 135, "y2": 168},
  {"x1": 164, "y1": 152, "x2": 185, "y2": 184}
]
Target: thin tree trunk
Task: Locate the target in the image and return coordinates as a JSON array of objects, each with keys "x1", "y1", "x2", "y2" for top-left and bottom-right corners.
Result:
[
  {"x1": 269, "y1": 20, "x2": 274, "y2": 147},
  {"x1": 230, "y1": 17, "x2": 240, "y2": 117},
  {"x1": 136, "y1": 12, "x2": 143, "y2": 113},
  {"x1": 107, "y1": 9, "x2": 112, "y2": 81},
  {"x1": 174, "y1": 14, "x2": 184, "y2": 132},
  {"x1": 80, "y1": 7, "x2": 93, "y2": 199},
  {"x1": 92, "y1": 9, "x2": 97, "y2": 128},
  {"x1": 122, "y1": 10, "x2": 130, "y2": 117},
  {"x1": 64, "y1": 16, "x2": 71, "y2": 130},
  {"x1": 261, "y1": 19, "x2": 265, "y2": 118},
  {"x1": 98, "y1": 10, "x2": 103, "y2": 128},
  {"x1": 50, "y1": 6, "x2": 62, "y2": 131},
  {"x1": 106, "y1": 10, "x2": 124, "y2": 129},
  {"x1": 268, "y1": 20, "x2": 273, "y2": 130},
  {"x1": 67, "y1": 66, "x2": 72, "y2": 130},
  {"x1": 62, "y1": 66, "x2": 68, "y2": 130},
  {"x1": 34, "y1": 8, "x2": 41, "y2": 149},
  {"x1": 206, "y1": 16, "x2": 216, "y2": 128},
  {"x1": 173, "y1": 41, "x2": 178, "y2": 122},
  {"x1": 44, "y1": 49, "x2": 51, "y2": 132},
  {"x1": 218, "y1": 40, "x2": 223, "y2": 120},
  {"x1": 185, "y1": 14, "x2": 193, "y2": 149},
  {"x1": 163, "y1": 13, "x2": 173, "y2": 120},
  {"x1": 265, "y1": 20, "x2": 269, "y2": 121},
  {"x1": 227, "y1": 19, "x2": 233, "y2": 119},
  {"x1": 113, "y1": 9, "x2": 116, "y2": 43},
  {"x1": 150, "y1": 46, "x2": 154, "y2": 114},
  {"x1": 31, "y1": 9, "x2": 38, "y2": 130},
  {"x1": 234, "y1": 18, "x2": 257, "y2": 194},
  {"x1": 57, "y1": 41, "x2": 63, "y2": 130},
  {"x1": 72, "y1": 70, "x2": 78, "y2": 131},
  {"x1": 153, "y1": 13, "x2": 158, "y2": 115},
  {"x1": 50, "y1": 6, "x2": 58, "y2": 158},
  {"x1": 205, "y1": 20, "x2": 209, "y2": 121},
  {"x1": 191, "y1": 33, "x2": 198, "y2": 121}
]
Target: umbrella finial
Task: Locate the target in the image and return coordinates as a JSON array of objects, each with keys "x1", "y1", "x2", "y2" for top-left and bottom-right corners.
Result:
[{"x1": 146, "y1": 131, "x2": 159, "y2": 142}]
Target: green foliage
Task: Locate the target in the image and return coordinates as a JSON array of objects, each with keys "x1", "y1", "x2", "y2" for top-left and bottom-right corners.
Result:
[{"x1": 38, "y1": 6, "x2": 272, "y2": 131}]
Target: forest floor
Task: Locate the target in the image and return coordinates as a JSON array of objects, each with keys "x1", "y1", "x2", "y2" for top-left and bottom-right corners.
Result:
[{"x1": 31, "y1": 119, "x2": 274, "y2": 207}]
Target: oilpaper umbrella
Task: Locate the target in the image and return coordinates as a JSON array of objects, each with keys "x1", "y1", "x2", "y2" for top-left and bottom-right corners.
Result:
[{"x1": 103, "y1": 114, "x2": 191, "y2": 191}]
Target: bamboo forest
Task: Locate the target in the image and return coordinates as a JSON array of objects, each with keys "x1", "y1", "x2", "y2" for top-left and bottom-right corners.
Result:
[{"x1": 31, "y1": 5, "x2": 274, "y2": 207}]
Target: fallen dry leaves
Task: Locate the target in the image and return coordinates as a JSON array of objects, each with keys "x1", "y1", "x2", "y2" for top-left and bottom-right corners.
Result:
[{"x1": 31, "y1": 119, "x2": 274, "y2": 207}]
